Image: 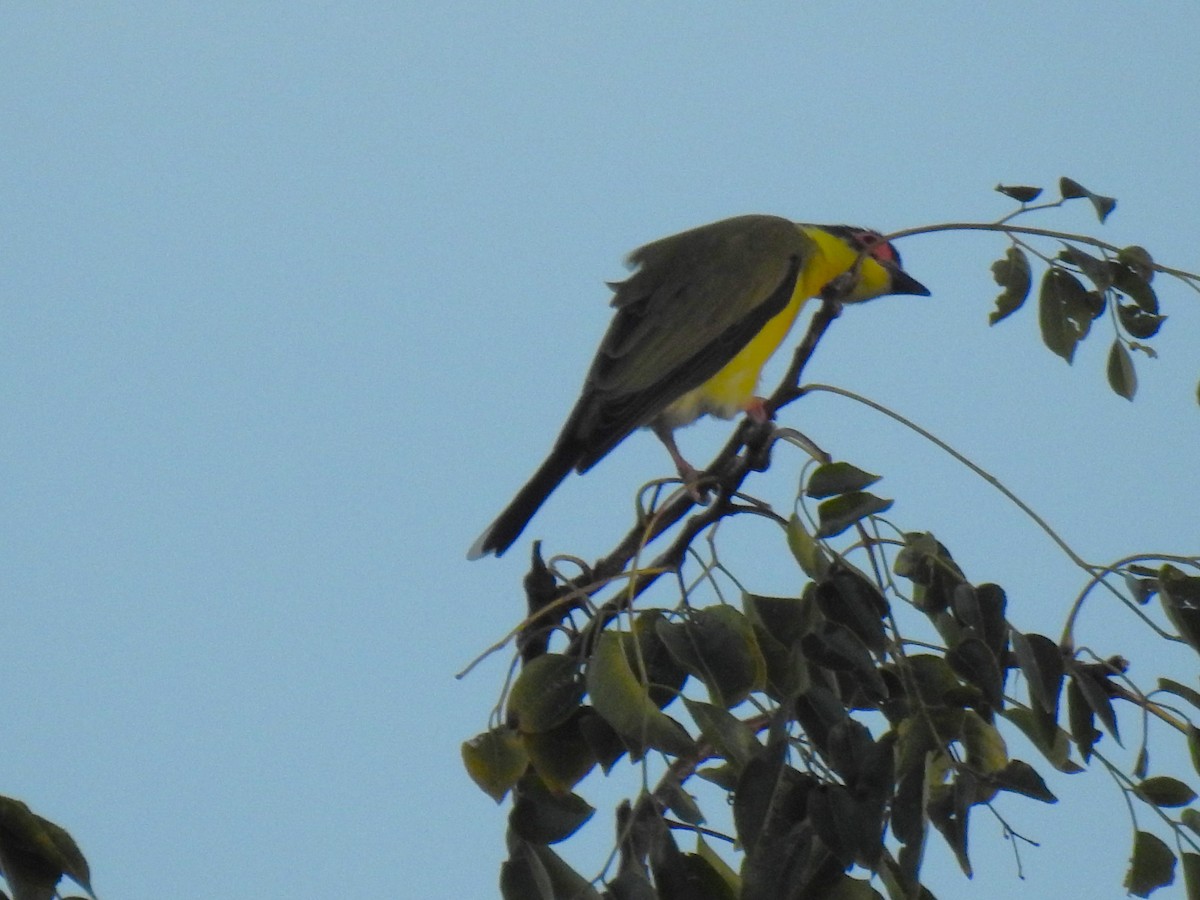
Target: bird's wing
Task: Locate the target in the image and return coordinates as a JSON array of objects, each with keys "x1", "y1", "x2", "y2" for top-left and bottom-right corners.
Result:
[{"x1": 565, "y1": 215, "x2": 815, "y2": 466}]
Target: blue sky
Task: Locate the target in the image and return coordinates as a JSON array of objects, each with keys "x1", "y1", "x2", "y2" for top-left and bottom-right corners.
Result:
[{"x1": 3, "y1": 4, "x2": 1199, "y2": 898}]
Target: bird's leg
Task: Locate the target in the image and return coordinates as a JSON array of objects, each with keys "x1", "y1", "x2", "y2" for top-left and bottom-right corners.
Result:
[
  {"x1": 740, "y1": 397, "x2": 782, "y2": 472},
  {"x1": 651, "y1": 422, "x2": 706, "y2": 499}
]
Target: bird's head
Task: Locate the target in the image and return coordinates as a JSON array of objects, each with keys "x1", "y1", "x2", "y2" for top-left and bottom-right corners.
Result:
[{"x1": 808, "y1": 225, "x2": 930, "y2": 302}]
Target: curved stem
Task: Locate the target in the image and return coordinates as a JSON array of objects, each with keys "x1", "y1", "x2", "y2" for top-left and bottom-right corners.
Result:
[
  {"x1": 883, "y1": 221, "x2": 1200, "y2": 285},
  {"x1": 1060, "y1": 552, "x2": 1192, "y2": 647},
  {"x1": 801, "y1": 383, "x2": 1094, "y2": 573}
]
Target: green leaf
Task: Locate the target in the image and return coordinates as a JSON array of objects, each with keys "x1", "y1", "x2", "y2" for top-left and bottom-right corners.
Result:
[
  {"x1": 1070, "y1": 666, "x2": 1121, "y2": 745},
  {"x1": 525, "y1": 844, "x2": 603, "y2": 899},
  {"x1": 657, "y1": 606, "x2": 765, "y2": 709},
  {"x1": 1011, "y1": 630, "x2": 1064, "y2": 715},
  {"x1": 1125, "y1": 830, "x2": 1176, "y2": 897},
  {"x1": 892, "y1": 531, "x2": 940, "y2": 580},
  {"x1": 509, "y1": 774, "x2": 595, "y2": 844},
  {"x1": 1119, "y1": 245, "x2": 1156, "y2": 281},
  {"x1": 1091, "y1": 194, "x2": 1119, "y2": 222},
  {"x1": 808, "y1": 784, "x2": 862, "y2": 867},
  {"x1": 607, "y1": 867, "x2": 656, "y2": 899},
  {"x1": 648, "y1": 823, "x2": 738, "y2": 900},
  {"x1": 1058, "y1": 176, "x2": 1089, "y2": 199},
  {"x1": 1134, "y1": 776, "x2": 1198, "y2": 808},
  {"x1": 995, "y1": 183, "x2": 1043, "y2": 203},
  {"x1": 950, "y1": 582, "x2": 1009, "y2": 661},
  {"x1": 801, "y1": 622, "x2": 889, "y2": 700},
  {"x1": 696, "y1": 762, "x2": 740, "y2": 791},
  {"x1": 586, "y1": 631, "x2": 695, "y2": 757},
  {"x1": 1118, "y1": 307, "x2": 1166, "y2": 342},
  {"x1": 1159, "y1": 565, "x2": 1200, "y2": 605},
  {"x1": 1113, "y1": 259, "x2": 1160, "y2": 313},
  {"x1": 815, "y1": 491, "x2": 893, "y2": 538},
  {"x1": 826, "y1": 717, "x2": 892, "y2": 803},
  {"x1": 989, "y1": 246, "x2": 1032, "y2": 324},
  {"x1": 1038, "y1": 267, "x2": 1102, "y2": 363},
  {"x1": 32, "y1": 815, "x2": 92, "y2": 899},
  {"x1": 1059, "y1": 176, "x2": 1117, "y2": 221},
  {"x1": 629, "y1": 610, "x2": 691, "y2": 710},
  {"x1": 1182, "y1": 851, "x2": 1200, "y2": 900},
  {"x1": 655, "y1": 852, "x2": 737, "y2": 900},
  {"x1": 462, "y1": 726, "x2": 528, "y2": 802},
  {"x1": 807, "y1": 461, "x2": 882, "y2": 498},
  {"x1": 0, "y1": 797, "x2": 98, "y2": 900},
  {"x1": 1066, "y1": 677, "x2": 1101, "y2": 762},
  {"x1": 744, "y1": 592, "x2": 818, "y2": 649},
  {"x1": 1183, "y1": 808, "x2": 1200, "y2": 837},
  {"x1": 820, "y1": 875, "x2": 885, "y2": 899},
  {"x1": 504, "y1": 842, "x2": 604, "y2": 900},
  {"x1": 961, "y1": 710, "x2": 1008, "y2": 774},
  {"x1": 1126, "y1": 568, "x2": 1158, "y2": 602},
  {"x1": 1158, "y1": 678, "x2": 1200, "y2": 711},
  {"x1": 901, "y1": 654, "x2": 971, "y2": 709},
  {"x1": 893, "y1": 532, "x2": 968, "y2": 614},
  {"x1": 684, "y1": 698, "x2": 760, "y2": 769},
  {"x1": 1001, "y1": 707, "x2": 1080, "y2": 772},
  {"x1": 523, "y1": 713, "x2": 597, "y2": 794},
  {"x1": 947, "y1": 636, "x2": 1005, "y2": 711},
  {"x1": 1117, "y1": 303, "x2": 1166, "y2": 341},
  {"x1": 576, "y1": 709, "x2": 625, "y2": 773},
  {"x1": 1159, "y1": 565, "x2": 1200, "y2": 655},
  {"x1": 745, "y1": 593, "x2": 818, "y2": 701},
  {"x1": 500, "y1": 841, "x2": 554, "y2": 900},
  {"x1": 1130, "y1": 341, "x2": 1159, "y2": 359},
  {"x1": 1059, "y1": 244, "x2": 1113, "y2": 291},
  {"x1": 880, "y1": 846, "x2": 935, "y2": 900},
  {"x1": 785, "y1": 513, "x2": 829, "y2": 579},
  {"x1": 733, "y1": 744, "x2": 814, "y2": 855},
  {"x1": 992, "y1": 759, "x2": 1057, "y2": 803},
  {"x1": 695, "y1": 834, "x2": 741, "y2": 897},
  {"x1": 1135, "y1": 746, "x2": 1150, "y2": 780},
  {"x1": 926, "y1": 768, "x2": 974, "y2": 877},
  {"x1": 658, "y1": 773, "x2": 705, "y2": 826},
  {"x1": 1189, "y1": 726, "x2": 1200, "y2": 778},
  {"x1": 815, "y1": 563, "x2": 888, "y2": 655},
  {"x1": 1107, "y1": 340, "x2": 1138, "y2": 401},
  {"x1": 507, "y1": 653, "x2": 584, "y2": 733},
  {"x1": 890, "y1": 741, "x2": 930, "y2": 844}
]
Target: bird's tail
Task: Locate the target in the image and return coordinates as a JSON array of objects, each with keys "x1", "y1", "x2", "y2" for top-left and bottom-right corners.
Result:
[{"x1": 467, "y1": 447, "x2": 578, "y2": 559}]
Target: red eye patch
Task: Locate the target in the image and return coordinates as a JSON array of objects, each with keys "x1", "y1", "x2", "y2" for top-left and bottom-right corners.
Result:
[{"x1": 849, "y1": 229, "x2": 901, "y2": 266}]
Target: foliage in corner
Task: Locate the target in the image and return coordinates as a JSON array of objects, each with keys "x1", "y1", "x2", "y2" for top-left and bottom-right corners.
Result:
[
  {"x1": 985, "y1": 177, "x2": 1193, "y2": 403},
  {"x1": 0, "y1": 795, "x2": 95, "y2": 900}
]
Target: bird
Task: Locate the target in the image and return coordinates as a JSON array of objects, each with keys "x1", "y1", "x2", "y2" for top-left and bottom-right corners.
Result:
[{"x1": 468, "y1": 214, "x2": 929, "y2": 559}]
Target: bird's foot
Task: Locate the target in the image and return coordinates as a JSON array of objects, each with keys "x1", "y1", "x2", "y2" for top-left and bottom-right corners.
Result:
[
  {"x1": 677, "y1": 462, "x2": 712, "y2": 502},
  {"x1": 743, "y1": 396, "x2": 772, "y2": 424}
]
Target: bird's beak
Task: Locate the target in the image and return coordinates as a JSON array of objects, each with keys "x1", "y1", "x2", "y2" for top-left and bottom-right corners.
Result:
[{"x1": 889, "y1": 266, "x2": 930, "y2": 297}]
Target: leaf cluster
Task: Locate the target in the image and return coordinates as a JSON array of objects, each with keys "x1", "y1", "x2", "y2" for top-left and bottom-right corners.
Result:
[
  {"x1": 988, "y1": 177, "x2": 1183, "y2": 402},
  {"x1": 466, "y1": 455, "x2": 1200, "y2": 898}
]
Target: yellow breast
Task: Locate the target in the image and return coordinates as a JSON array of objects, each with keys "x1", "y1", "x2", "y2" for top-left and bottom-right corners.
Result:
[
  {"x1": 658, "y1": 227, "x2": 896, "y2": 429},
  {"x1": 665, "y1": 292, "x2": 806, "y2": 426}
]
